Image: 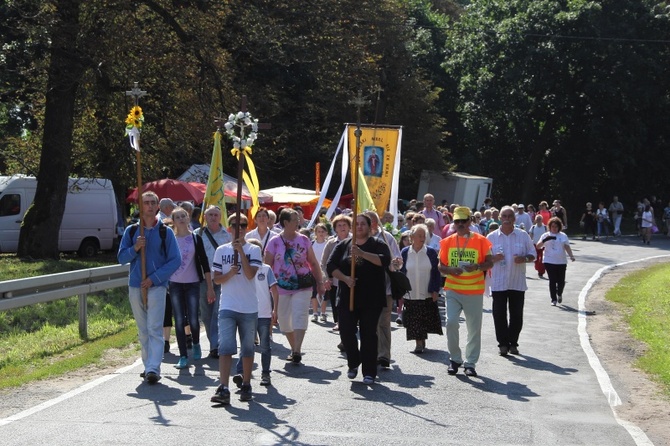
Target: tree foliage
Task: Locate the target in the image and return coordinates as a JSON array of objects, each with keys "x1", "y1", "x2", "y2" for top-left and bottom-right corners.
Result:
[{"x1": 444, "y1": 0, "x2": 670, "y2": 216}]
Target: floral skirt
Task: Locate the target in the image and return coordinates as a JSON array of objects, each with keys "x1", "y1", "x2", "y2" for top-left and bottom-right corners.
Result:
[{"x1": 403, "y1": 298, "x2": 443, "y2": 340}]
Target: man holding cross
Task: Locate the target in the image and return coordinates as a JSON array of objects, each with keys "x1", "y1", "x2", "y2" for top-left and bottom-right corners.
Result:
[{"x1": 118, "y1": 191, "x2": 181, "y2": 384}]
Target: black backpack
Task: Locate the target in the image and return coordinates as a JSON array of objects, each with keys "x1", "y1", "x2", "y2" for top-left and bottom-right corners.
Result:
[{"x1": 128, "y1": 223, "x2": 167, "y2": 257}]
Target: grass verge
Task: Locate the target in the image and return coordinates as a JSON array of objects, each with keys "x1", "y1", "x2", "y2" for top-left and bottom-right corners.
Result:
[
  {"x1": 606, "y1": 262, "x2": 670, "y2": 394},
  {"x1": 0, "y1": 253, "x2": 139, "y2": 389}
]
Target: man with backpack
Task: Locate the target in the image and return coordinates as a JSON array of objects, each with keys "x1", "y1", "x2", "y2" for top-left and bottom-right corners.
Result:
[{"x1": 118, "y1": 191, "x2": 181, "y2": 384}]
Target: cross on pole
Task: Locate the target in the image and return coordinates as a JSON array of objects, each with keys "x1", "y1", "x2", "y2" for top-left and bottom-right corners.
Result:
[
  {"x1": 347, "y1": 89, "x2": 370, "y2": 311},
  {"x1": 125, "y1": 82, "x2": 149, "y2": 307},
  {"x1": 125, "y1": 82, "x2": 147, "y2": 106},
  {"x1": 225, "y1": 96, "x2": 271, "y2": 264}
]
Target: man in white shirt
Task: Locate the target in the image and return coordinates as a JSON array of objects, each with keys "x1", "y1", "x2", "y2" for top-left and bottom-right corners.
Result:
[
  {"x1": 486, "y1": 206, "x2": 536, "y2": 356},
  {"x1": 515, "y1": 204, "x2": 533, "y2": 233},
  {"x1": 210, "y1": 214, "x2": 262, "y2": 405},
  {"x1": 420, "y1": 193, "x2": 446, "y2": 231}
]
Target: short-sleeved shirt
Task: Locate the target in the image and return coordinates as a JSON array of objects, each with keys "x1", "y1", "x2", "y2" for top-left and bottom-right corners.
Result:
[
  {"x1": 212, "y1": 243, "x2": 263, "y2": 313},
  {"x1": 265, "y1": 233, "x2": 314, "y2": 294},
  {"x1": 255, "y1": 264, "x2": 277, "y2": 318},
  {"x1": 538, "y1": 231, "x2": 570, "y2": 265},
  {"x1": 487, "y1": 228, "x2": 536, "y2": 292},
  {"x1": 170, "y1": 234, "x2": 199, "y2": 283}
]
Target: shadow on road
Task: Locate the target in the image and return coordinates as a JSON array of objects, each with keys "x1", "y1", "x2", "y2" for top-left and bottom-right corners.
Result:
[
  {"x1": 127, "y1": 383, "x2": 195, "y2": 425},
  {"x1": 506, "y1": 354, "x2": 578, "y2": 375}
]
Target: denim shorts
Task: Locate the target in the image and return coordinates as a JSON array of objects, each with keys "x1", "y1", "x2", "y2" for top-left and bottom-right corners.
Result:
[{"x1": 218, "y1": 310, "x2": 258, "y2": 357}]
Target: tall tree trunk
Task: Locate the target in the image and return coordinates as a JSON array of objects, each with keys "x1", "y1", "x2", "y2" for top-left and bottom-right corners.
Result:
[{"x1": 17, "y1": 0, "x2": 84, "y2": 259}]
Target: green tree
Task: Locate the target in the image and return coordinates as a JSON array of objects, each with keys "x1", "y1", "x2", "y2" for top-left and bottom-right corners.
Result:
[{"x1": 444, "y1": 0, "x2": 670, "y2": 215}]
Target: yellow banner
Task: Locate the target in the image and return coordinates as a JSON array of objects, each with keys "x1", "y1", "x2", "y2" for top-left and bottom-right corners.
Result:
[
  {"x1": 347, "y1": 126, "x2": 400, "y2": 214},
  {"x1": 201, "y1": 131, "x2": 229, "y2": 227}
]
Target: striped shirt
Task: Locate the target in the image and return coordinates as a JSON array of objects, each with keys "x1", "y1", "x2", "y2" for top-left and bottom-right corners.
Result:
[{"x1": 486, "y1": 228, "x2": 536, "y2": 292}]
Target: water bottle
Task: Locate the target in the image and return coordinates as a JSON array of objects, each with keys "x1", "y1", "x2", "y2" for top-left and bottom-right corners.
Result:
[{"x1": 497, "y1": 246, "x2": 506, "y2": 266}]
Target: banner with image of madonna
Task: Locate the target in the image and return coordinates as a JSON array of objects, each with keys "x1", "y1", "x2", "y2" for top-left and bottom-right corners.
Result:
[{"x1": 347, "y1": 125, "x2": 402, "y2": 215}]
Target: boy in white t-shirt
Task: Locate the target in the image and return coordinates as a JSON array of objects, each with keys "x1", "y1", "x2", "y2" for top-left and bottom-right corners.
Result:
[
  {"x1": 233, "y1": 238, "x2": 279, "y2": 387},
  {"x1": 529, "y1": 215, "x2": 548, "y2": 278},
  {"x1": 210, "y1": 214, "x2": 262, "y2": 405}
]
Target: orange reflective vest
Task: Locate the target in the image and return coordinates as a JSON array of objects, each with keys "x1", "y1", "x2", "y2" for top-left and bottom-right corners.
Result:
[{"x1": 439, "y1": 233, "x2": 491, "y2": 295}]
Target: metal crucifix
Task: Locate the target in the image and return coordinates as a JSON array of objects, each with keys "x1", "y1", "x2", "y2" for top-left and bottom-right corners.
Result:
[
  {"x1": 125, "y1": 82, "x2": 149, "y2": 307},
  {"x1": 348, "y1": 90, "x2": 370, "y2": 311}
]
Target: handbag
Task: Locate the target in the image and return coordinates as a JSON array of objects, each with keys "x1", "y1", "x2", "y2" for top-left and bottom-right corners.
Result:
[
  {"x1": 281, "y1": 235, "x2": 316, "y2": 290},
  {"x1": 388, "y1": 269, "x2": 411, "y2": 300},
  {"x1": 651, "y1": 225, "x2": 659, "y2": 234}
]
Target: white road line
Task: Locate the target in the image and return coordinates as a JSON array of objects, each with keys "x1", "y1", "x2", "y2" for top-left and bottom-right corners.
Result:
[
  {"x1": 578, "y1": 254, "x2": 670, "y2": 446},
  {"x1": 0, "y1": 358, "x2": 142, "y2": 427}
]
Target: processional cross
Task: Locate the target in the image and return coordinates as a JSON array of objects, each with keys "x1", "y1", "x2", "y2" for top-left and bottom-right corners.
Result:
[
  {"x1": 125, "y1": 82, "x2": 149, "y2": 307},
  {"x1": 215, "y1": 95, "x2": 271, "y2": 264},
  {"x1": 347, "y1": 90, "x2": 370, "y2": 311}
]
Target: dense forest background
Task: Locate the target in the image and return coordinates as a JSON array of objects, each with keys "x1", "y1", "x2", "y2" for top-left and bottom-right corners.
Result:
[{"x1": 1, "y1": 0, "x2": 669, "y2": 257}]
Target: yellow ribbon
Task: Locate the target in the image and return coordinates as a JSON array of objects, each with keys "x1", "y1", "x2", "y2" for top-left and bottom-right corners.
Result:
[
  {"x1": 231, "y1": 146, "x2": 260, "y2": 219},
  {"x1": 231, "y1": 146, "x2": 253, "y2": 157}
]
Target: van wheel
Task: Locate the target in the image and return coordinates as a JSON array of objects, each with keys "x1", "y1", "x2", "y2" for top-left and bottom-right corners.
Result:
[{"x1": 78, "y1": 239, "x2": 99, "y2": 258}]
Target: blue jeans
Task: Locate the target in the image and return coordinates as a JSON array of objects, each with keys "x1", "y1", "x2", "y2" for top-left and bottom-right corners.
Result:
[
  {"x1": 128, "y1": 286, "x2": 167, "y2": 375},
  {"x1": 200, "y1": 281, "x2": 221, "y2": 352},
  {"x1": 236, "y1": 317, "x2": 272, "y2": 375},
  {"x1": 169, "y1": 281, "x2": 200, "y2": 357},
  {"x1": 218, "y1": 310, "x2": 258, "y2": 357}
]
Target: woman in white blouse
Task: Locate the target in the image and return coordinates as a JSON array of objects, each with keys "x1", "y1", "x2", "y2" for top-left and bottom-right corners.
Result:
[{"x1": 399, "y1": 224, "x2": 443, "y2": 353}]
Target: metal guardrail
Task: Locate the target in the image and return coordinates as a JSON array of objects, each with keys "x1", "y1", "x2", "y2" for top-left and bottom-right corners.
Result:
[{"x1": 0, "y1": 264, "x2": 130, "y2": 339}]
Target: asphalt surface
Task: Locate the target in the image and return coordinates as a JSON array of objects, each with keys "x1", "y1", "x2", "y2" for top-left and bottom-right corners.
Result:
[{"x1": 1, "y1": 233, "x2": 669, "y2": 445}]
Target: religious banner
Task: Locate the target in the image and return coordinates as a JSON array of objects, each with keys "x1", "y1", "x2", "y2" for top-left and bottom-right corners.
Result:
[{"x1": 347, "y1": 125, "x2": 402, "y2": 215}]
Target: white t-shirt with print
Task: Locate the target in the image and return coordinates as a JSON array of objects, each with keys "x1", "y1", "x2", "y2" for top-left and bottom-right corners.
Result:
[{"x1": 212, "y1": 242, "x2": 263, "y2": 313}]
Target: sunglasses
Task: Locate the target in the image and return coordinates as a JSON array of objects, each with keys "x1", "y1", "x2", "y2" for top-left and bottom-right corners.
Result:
[
  {"x1": 454, "y1": 219, "x2": 469, "y2": 224},
  {"x1": 232, "y1": 224, "x2": 248, "y2": 229}
]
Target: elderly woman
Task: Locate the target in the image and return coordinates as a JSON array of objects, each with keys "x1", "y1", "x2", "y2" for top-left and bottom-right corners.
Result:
[
  {"x1": 265, "y1": 208, "x2": 325, "y2": 364},
  {"x1": 327, "y1": 214, "x2": 391, "y2": 385},
  {"x1": 245, "y1": 206, "x2": 278, "y2": 255},
  {"x1": 321, "y1": 214, "x2": 353, "y2": 332},
  {"x1": 400, "y1": 224, "x2": 443, "y2": 353}
]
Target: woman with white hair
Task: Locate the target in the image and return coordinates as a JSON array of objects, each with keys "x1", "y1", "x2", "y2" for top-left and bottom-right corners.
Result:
[{"x1": 399, "y1": 224, "x2": 443, "y2": 353}]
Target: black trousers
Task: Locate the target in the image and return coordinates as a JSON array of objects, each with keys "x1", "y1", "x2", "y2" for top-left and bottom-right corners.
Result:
[
  {"x1": 338, "y1": 304, "x2": 382, "y2": 378},
  {"x1": 491, "y1": 290, "x2": 525, "y2": 348},
  {"x1": 544, "y1": 263, "x2": 567, "y2": 301}
]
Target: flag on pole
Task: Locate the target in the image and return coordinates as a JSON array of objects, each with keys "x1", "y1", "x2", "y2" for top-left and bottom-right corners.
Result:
[
  {"x1": 201, "y1": 131, "x2": 229, "y2": 227},
  {"x1": 356, "y1": 166, "x2": 376, "y2": 213}
]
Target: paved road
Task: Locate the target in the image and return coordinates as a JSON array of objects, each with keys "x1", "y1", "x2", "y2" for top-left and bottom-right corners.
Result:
[{"x1": 1, "y1": 234, "x2": 668, "y2": 445}]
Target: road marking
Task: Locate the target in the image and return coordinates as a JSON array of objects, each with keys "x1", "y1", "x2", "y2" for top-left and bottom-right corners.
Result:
[
  {"x1": 0, "y1": 358, "x2": 142, "y2": 427},
  {"x1": 579, "y1": 254, "x2": 669, "y2": 446}
]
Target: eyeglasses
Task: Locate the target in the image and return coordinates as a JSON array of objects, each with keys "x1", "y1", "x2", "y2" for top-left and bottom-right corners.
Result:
[
  {"x1": 500, "y1": 213, "x2": 515, "y2": 218},
  {"x1": 143, "y1": 200, "x2": 158, "y2": 205}
]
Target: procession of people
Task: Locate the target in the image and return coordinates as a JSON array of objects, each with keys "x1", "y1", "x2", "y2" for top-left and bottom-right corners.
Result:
[{"x1": 120, "y1": 190, "x2": 661, "y2": 405}]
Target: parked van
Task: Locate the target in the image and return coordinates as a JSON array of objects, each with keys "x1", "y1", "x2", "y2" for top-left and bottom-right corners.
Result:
[{"x1": 0, "y1": 175, "x2": 118, "y2": 257}]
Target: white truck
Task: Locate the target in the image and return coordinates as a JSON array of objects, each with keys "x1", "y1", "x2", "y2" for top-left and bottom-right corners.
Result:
[
  {"x1": 0, "y1": 175, "x2": 118, "y2": 257},
  {"x1": 417, "y1": 170, "x2": 493, "y2": 211}
]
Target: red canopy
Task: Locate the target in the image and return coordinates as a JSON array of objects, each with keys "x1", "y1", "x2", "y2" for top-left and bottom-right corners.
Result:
[{"x1": 126, "y1": 179, "x2": 205, "y2": 203}]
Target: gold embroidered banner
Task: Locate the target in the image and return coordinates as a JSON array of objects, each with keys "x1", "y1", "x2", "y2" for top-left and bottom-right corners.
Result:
[{"x1": 347, "y1": 125, "x2": 400, "y2": 214}]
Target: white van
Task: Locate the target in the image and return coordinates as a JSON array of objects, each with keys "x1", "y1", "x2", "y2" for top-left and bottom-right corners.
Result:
[{"x1": 0, "y1": 175, "x2": 118, "y2": 257}]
